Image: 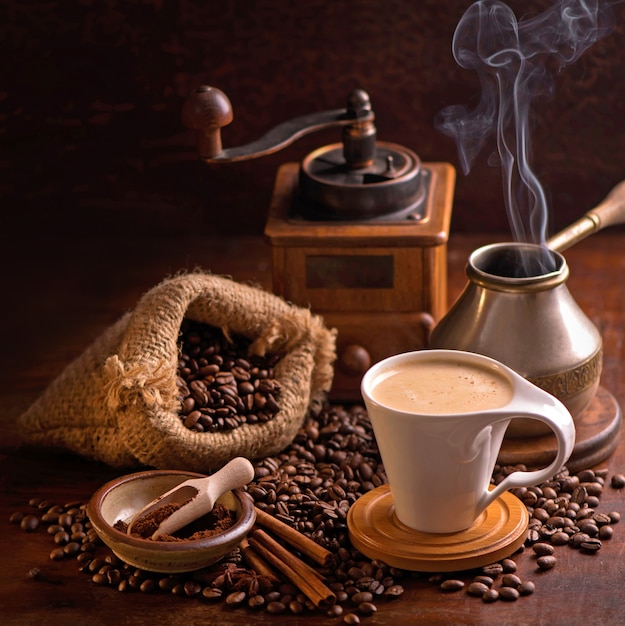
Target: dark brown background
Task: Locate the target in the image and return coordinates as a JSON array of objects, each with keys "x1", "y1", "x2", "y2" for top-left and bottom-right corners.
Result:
[{"x1": 2, "y1": 0, "x2": 625, "y2": 241}]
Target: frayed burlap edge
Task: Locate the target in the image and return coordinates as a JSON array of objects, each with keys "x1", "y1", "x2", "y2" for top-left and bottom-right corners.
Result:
[
  {"x1": 17, "y1": 271, "x2": 336, "y2": 471},
  {"x1": 15, "y1": 315, "x2": 137, "y2": 466}
]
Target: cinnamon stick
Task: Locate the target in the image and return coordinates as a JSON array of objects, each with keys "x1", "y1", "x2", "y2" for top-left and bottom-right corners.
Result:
[
  {"x1": 248, "y1": 529, "x2": 336, "y2": 609},
  {"x1": 239, "y1": 536, "x2": 280, "y2": 584},
  {"x1": 252, "y1": 527, "x2": 324, "y2": 581},
  {"x1": 254, "y1": 506, "x2": 334, "y2": 567}
]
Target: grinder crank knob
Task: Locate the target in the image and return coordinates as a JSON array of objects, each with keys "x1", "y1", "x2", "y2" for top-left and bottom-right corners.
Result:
[{"x1": 182, "y1": 86, "x2": 233, "y2": 159}]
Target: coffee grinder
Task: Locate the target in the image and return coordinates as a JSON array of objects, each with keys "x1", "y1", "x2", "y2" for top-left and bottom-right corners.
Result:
[{"x1": 182, "y1": 86, "x2": 455, "y2": 401}]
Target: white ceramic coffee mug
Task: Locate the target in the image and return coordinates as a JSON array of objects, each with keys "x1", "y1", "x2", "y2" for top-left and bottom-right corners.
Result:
[{"x1": 361, "y1": 349, "x2": 576, "y2": 534}]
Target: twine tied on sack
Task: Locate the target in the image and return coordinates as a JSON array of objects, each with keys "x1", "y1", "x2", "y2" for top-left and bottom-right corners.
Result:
[{"x1": 16, "y1": 272, "x2": 337, "y2": 471}]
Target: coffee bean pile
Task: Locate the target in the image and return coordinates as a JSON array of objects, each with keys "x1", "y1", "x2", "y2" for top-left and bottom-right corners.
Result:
[
  {"x1": 8, "y1": 401, "x2": 624, "y2": 620},
  {"x1": 436, "y1": 561, "x2": 537, "y2": 602},
  {"x1": 176, "y1": 319, "x2": 282, "y2": 432},
  {"x1": 429, "y1": 464, "x2": 621, "y2": 603},
  {"x1": 508, "y1": 466, "x2": 619, "y2": 552}
]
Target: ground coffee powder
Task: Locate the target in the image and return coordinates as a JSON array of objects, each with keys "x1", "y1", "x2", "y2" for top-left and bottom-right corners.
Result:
[{"x1": 113, "y1": 502, "x2": 236, "y2": 541}]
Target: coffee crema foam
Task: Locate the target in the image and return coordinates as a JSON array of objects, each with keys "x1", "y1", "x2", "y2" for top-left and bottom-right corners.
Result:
[{"x1": 371, "y1": 359, "x2": 513, "y2": 414}]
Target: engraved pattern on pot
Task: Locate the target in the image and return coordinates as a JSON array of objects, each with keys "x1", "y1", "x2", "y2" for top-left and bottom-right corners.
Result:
[{"x1": 528, "y1": 349, "x2": 602, "y2": 398}]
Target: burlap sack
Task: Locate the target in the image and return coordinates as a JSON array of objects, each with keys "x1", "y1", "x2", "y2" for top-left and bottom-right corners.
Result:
[{"x1": 17, "y1": 272, "x2": 336, "y2": 471}]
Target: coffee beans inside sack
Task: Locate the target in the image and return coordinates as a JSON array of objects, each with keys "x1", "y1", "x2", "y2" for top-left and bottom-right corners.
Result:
[
  {"x1": 15, "y1": 273, "x2": 336, "y2": 471},
  {"x1": 176, "y1": 319, "x2": 283, "y2": 433}
]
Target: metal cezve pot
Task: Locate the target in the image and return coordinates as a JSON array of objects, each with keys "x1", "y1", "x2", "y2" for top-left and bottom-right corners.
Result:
[{"x1": 429, "y1": 180, "x2": 625, "y2": 436}]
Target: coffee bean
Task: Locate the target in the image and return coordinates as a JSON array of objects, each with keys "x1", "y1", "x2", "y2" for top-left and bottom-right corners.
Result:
[
  {"x1": 247, "y1": 594, "x2": 265, "y2": 609},
  {"x1": 577, "y1": 469, "x2": 596, "y2": 482},
  {"x1": 537, "y1": 555, "x2": 557, "y2": 570},
  {"x1": 579, "y1": 538, "x2": 602, "y2": 552},
  {"x1": 183, "y1": 411, "x2": 201, "y2": 429},
  {"x1": 559, "y1": 476, "x2": 579, "y2": 492},
  {"x1": 27, "y1": 567, "x2": 41, "y2": 580},
  {"x1": 40, "y1": 512, "x2": 60, "y2": 524},
  {"x1": 546, "y1": 515, "x2": 565, "y2": 528},
  {"x1": 576, "y1": 508, "x2": 595, "y2": 521},
  {"x1": 9, "y1": 511, "x2": 24, "y2": 524},
  {"x1": 482, "y1": 589, "x2": 499, "y2": 603},
  {"x1": 266, "y1": 601, "x2": 287, "y2": 614},
  {"x1": 384, "y1": 585, "x2": 404, "y2": 598},
  {"x1": 20, "y1": 515, "x2": 39, "y2": 532},
  {"x1": 532, "y1": 542, "x2": 554, "y2": 556},
  {"x1": 571, "y1": 486, "x2": 588, "y2": 505},
  {"x1": 184, "y1": 581, "x2": 202, "y2": 597},
  {"x1": 140, "y1": 579, "x2": 157, "y2": 593},
  {"x1": 518, "y1": 581, "x2": 536, "y2": 596},
  {"x1": 351, "y1": 591, "x2": 372, "y2": 605},
  {"x1": 499, "y1": 587, "x2": 520, "y2": 601},
  {"x1": 599, "y1": 525, "x2": 614, "y2": 540},
  {"x1": 467, "y1": 582, "x2": 490, "y2": 596},
  {"x1": 171, "y1": 583, "x2": 186, "y2": 596},
  {"x1": 202, "y1": 587, "x2": 223, "y2": 600},
  {"x1": 63, "y1": 541, "x2": 81, "y2": 556},
  {"x1": 610, "y1": 474, "x2": 625, "y2": 489},
  {"x1": 578, "y1": 520, "x2": 599, "y2": 536},
  {"x1": 58, "y1": 513, "x2": 73, "y2": 528},
  {"x1": 49, "y1": 547, "x2": 65, "y2": 561},
  {"x1": 593, "y1": 513, "x2": 612, "y2": 526},
  {"x1": 501, "y1": 574, "x2": 521, "y2": 589},
  {"x1": 54, "y1": 530, "x2": 70, "y2": 545},
  {"x1": 128, "y1": 575, "x2": 143, "y2": 590},
  {"x1": 522, "y1": 490, "x2": 539, "y2": 506},
  {"x1": 352, "y1": 600, "x2": 373, "y2": 617},
  {"x1": 500, "y1": 559, "x2": 517, "y2": 573},
  {"x1": 225, "y1": 591, "x2": 247, "y2": 606},
  {"x1": 440, "y1": 579, "x2": 465, "y2": 592},
  {"x1": 550, "y1": 532, "x2": 569, "y2": 546},
  {"x1": 481, "y1": 563, "x2": 504, "y2": 577},
  {"x1": 326, "y1": 604, "x2": 343, "y2": 617}
]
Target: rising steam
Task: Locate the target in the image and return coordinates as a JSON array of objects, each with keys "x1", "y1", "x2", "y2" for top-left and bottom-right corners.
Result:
[{"x1": 436, "y1": 0, "x2": 614, "y2": 244}]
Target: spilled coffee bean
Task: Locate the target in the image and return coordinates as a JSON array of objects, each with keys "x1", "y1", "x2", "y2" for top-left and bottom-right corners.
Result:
[
  {"x1": 431, "y1": 463, "x2": 621, "y2": 603},
  {"x1": 7, "y1": 402, "x2": 624, "y2": 614}
]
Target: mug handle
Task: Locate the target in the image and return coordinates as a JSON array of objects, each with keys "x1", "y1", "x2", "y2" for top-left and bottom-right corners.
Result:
[{"x1": 477, "y1": 390, "x2": 576, "y2": 512}]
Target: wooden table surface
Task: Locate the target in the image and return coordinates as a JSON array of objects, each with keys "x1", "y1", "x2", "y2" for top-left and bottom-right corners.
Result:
[{"x1": 1, "y1": 231, "x2": 625, "y2": 625}]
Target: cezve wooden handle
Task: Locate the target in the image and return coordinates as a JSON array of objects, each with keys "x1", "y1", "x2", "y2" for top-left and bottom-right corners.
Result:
[{"x1": 547, "y1": 179, "x2": 625, "y2": 252}]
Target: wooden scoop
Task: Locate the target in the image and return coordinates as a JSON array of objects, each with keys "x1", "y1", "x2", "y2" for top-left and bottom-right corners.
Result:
[
  {"x1": 126, "y1": 457, "x2": 255, "y2": 539},
  {"x1": 547, "y1": 179, "x2": 625, "y2": 252}
]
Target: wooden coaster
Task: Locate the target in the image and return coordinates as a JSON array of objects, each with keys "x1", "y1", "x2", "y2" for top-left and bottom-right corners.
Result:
[
  {"x1": 347, "y1": 485, "x2": 528, "y2": 572},
  {"x1": 499, "y1": 386, "x2": 622, "y2": 473}
]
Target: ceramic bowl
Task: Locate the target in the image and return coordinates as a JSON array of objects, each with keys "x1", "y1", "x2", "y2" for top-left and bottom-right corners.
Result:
[{"x1": 87, "y1": 469, "x2": 255, "y2": 573}]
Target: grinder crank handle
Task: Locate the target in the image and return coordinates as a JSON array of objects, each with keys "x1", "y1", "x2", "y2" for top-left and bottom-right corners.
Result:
[
  {"x1": 181, "y1": 85, "x2": 375, "y2": 163},
  {"x1": 547, "y1": 179, "x2": 625, "y2": 252}
]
